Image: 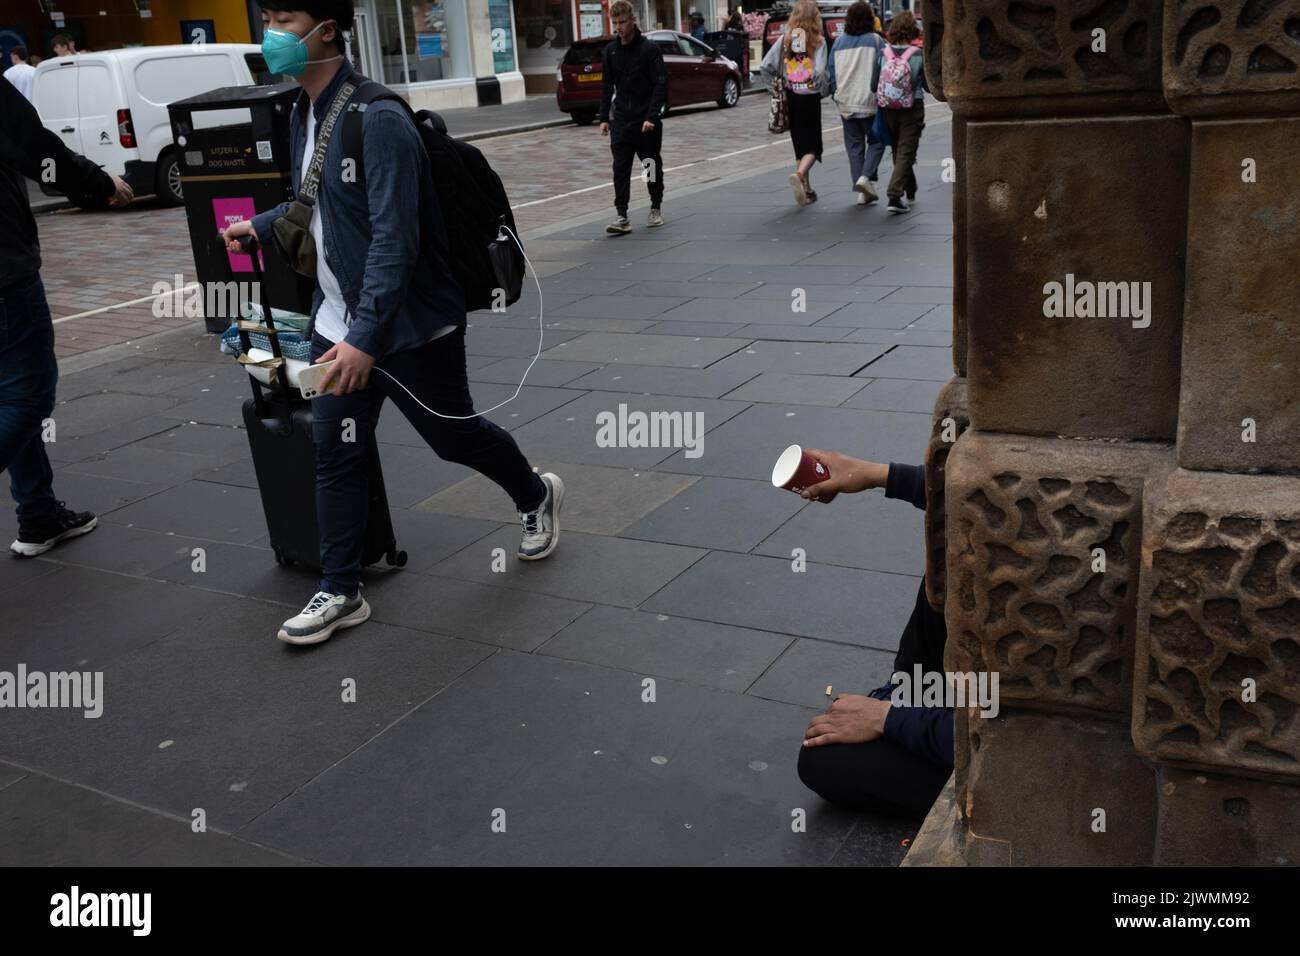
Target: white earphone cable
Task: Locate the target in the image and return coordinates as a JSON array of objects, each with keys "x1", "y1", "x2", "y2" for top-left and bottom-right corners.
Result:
[{"x1": 371, "y1": 223, "x2": 541, "y2": 420}]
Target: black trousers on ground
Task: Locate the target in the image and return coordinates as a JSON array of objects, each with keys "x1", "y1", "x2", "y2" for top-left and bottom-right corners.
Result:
[
  {"x1": 610, "y1": 120, "x2": 664, "y2": 215},
  {"x1": 797, "y1": 578, "x2": 951, "y2": 818},
  {"x1": 309, "y1": 329, "x2": 545, "y2": 597}
]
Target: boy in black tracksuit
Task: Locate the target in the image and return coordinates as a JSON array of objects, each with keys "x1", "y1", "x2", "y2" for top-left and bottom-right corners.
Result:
[{"x1": 599, "y1": 0, "x2": 667, "y2": 234}]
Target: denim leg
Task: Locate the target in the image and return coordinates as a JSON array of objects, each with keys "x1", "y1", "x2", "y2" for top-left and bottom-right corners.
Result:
[
  {"x1": 0, "y1": 275, "x2": 59, "y2": 523},
  {"x1": 309, "y1": 332, "x2": 384, "y2": 597},
  {"x1": 841, "y1": 117, "x2": 867, "y2": 185},
  {"x1": 864, "y1": 119, "x2": 887, "y2": 180}
]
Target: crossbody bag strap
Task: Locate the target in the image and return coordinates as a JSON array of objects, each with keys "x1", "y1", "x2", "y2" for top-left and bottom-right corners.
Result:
[{"x1": 298, "y1": 79, "x2": 358, "y2": 205}]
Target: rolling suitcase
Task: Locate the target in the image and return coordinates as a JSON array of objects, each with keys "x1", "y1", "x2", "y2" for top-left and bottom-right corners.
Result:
[{"x1": 231, "y1": 235, "x2": 406, "y2": 571}]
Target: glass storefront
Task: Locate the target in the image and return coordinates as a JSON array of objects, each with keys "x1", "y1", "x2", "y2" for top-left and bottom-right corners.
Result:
[
  {"x1": 515, "y1": 0, "x2": 574, "y2": 79},
  {"x1": 374, "y1": 0, "x2": 473, "y2": 84}
]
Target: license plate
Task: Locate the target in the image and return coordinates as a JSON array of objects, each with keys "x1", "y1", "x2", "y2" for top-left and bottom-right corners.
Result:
[{"x1": 577, "y1": 73, "x2": 602, "y2": 82}]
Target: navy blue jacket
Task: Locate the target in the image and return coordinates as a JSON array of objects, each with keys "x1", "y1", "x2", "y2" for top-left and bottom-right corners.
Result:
[
  {"x1": 870, "y1": 462, "x2": 955, "y2": 769},
  {"x1": 250, "y1": 60, "x2": 465, "y2": 359}
]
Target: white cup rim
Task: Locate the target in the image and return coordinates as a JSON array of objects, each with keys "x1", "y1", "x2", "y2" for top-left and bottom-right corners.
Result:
[{"x1": 772, "y1": 444, "x2": 803, "y2": 487}]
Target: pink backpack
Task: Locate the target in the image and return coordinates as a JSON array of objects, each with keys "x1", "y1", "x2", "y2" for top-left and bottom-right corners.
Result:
[{"x1": 877, "y1": 45, "x2": 917, "y2": 109}]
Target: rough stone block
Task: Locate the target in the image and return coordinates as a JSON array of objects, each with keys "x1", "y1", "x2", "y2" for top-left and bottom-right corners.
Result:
[
  {"x1": 952, "y1": 114, "x2": 968, "y2": 377},
  {"x1": 944, "y1": 432, "x2": 1169, "y2": 713},
  {"x1": 941, "y1": 0, "x2": 1167, "y2": 117},
  {"x1": 1178, "y1": 118, "x2": 1300, "y2": 474},
  {"x1": 1154, "y1": 766, "x2": 1300, "y2": 865},
  {"x1": 1163, "y1": 0, "x2": 1300, "y2": 117},
  {"x1": 961, "y1": 708, "x2": 1158, "y2": 865},
  {"x1": 922, "y1": 0, "x2": 946, "y2": 101},
  {"x1": 966, "y1": 116, "x2": 1189, "y2": 440},
  {"x1": 1132, "y1": 465, "x2": 1300, "y2": 781},
  {"x1": 925, "y1": 378, "x2": 969, "y2": 609}
]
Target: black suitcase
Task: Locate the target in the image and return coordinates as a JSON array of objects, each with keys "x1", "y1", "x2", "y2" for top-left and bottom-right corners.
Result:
[{"x1": 230, "y1": 235, "x2": 406, "y2": 571}]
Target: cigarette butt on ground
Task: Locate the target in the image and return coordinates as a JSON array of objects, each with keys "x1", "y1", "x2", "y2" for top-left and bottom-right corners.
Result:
[{"x1": 825, "y1": 684, "x2": 833, "y2": 697}]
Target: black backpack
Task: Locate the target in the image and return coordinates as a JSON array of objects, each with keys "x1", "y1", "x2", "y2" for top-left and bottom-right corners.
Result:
[{"x1": 341, "y1": 79, "x2": 524, "y2": 313}]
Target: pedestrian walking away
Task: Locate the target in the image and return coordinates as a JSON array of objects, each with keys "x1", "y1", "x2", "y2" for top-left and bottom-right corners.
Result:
[
  {"x1": 760, "y1": 0, "x2": 830, "y2": 206},
  {"x1": 4, "y1": 47, "x2": 37, "y2": 102},
  {"x1": 1, "y1": 78, "x2": 134, "y2": 557},
  {"x1": 827, "y1": 1, "x2": 887, "y2": 206},
  {"x1": 599, "y1": 0, "x2": 668, "y2": 235},
  {"x1": 222, "y1": 0, "x2": 563, "y2": 646},
  {"x1": 876, "y1": 10, "x2": 927, "y2": 214}
]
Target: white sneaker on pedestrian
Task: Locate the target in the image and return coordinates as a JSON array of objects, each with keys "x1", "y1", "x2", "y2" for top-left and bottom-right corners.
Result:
[
  {"x1": 606, "y1": 216, "x2": 632, "y2": 235},
  {"x1": 855, "y1": 191, "x2": 868, "y2": 205},
  {"x1": 647, "y1": 208, "x2": 664, "y2": 227},
  {"x1": 518, "y1": 472, "x2": 564, "y2": 561},
  {"x1": 855, "y1": 176, "x2": 879, "y2": 204},
  {"x1": 277, "y1": 590, "x2": 370, "y2": 645}
]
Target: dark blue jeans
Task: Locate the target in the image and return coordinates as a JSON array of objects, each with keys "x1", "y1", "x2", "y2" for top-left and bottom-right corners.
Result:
[
  {"x1": 309, "y1": 329, "x2": 545, "y2": 597},
  {"x1": 0, "y1": 273, "x2": 59, "y2": 524},
  {"x1": 841, "y1": 115, "x2": 886, "y2": 186}
]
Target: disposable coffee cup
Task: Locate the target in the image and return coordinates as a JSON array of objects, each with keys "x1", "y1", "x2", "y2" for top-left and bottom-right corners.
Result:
[{"x1": 772, "y1": 444, "x2": 829, "y2": 494}]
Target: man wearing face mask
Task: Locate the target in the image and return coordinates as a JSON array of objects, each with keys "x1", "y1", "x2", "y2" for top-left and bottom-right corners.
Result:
[{"x1": 222, "y1": 2, "x2": 562, "y2": 646}]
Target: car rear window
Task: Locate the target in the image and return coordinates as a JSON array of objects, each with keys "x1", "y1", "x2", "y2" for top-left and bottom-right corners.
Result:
[{"x1": 564, "y1": 43, "x2": 605, "y2": 66}]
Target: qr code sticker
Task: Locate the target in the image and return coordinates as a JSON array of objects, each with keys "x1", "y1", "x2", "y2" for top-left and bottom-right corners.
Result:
[{"x1": 256, "y1": 140, "x2": 273, "y2": 161}]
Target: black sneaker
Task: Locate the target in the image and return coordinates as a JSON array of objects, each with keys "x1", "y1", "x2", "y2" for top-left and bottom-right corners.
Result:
[
  {"x1": 906, "y1": 190, "x2": 917, "y2": 202},
  {"x1": 10, "y1": 501, "x2": 98, "y2": 557},
  {"x1": 887, "y1": 196, "x2": 911, "y2": 214}
]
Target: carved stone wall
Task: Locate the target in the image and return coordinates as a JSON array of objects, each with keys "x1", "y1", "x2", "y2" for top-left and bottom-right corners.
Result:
[
  {"x1": 924, "y1": 378, "x2": 969, "y2": 609},
  {"x1": 907, "y1": 0, "x2": 1300, "y2": 868}
]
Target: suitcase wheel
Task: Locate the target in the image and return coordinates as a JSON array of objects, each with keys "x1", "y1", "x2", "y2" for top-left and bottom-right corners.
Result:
[
  {"x1": 387, "y1": 548, "x2": 407, "y2": 568},
  {"x1": 273, "y1": 546, "x2": 296, "y2": 568}
]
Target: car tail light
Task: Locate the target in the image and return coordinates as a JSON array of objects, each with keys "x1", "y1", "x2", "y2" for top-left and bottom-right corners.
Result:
[{"x1": 117, "y1": 109, "x2": 136, "y2": 148}]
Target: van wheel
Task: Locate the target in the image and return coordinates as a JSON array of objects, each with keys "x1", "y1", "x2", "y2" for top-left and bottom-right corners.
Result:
[
  {"x1": 573, "y1": 111, "x2": 596, "y2": 126},
  {"x1": 155, "y1": 151, "x2": 184, "y2": 206},
  {"x1": 718, "y1": 76, "x2": 740, "y2": 108}
]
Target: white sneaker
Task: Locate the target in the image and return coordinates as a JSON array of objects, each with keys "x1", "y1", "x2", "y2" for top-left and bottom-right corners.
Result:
[
  {"x1": 854, "y1": 176, "x2": 879, "y2": 204},
  {"x1": 277, "y1": 590, "x2": 370, "y2": 645},
  {"x1": 518, "y1": 472, "x2": 564, "y2": 561},
  {"x1": 855, "y1": 191, "x2": 868, "y2": 205},
  {"x1": 789, "y1": 173, "x2": 808, "y2": 206}
]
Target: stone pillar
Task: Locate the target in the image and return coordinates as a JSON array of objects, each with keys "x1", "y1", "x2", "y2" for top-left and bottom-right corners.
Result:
[{"x1": 905, "y1": 0, "x2": 1300, "y2": 866}]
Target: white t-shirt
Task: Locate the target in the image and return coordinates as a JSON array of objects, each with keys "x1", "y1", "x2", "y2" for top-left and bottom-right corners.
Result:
[
  {"x1": 301, "y1": 107, "x2": 351, "y2": 345},
  {"x1": 301, "y1": 103, "x2": 456, "y2": 349},
  {"x1": 4, "y1": 63, "x2": 36, "y2": 102}
]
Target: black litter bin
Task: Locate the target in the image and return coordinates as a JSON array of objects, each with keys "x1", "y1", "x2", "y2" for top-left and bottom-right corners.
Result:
[
  {"x1": 168, "y1": 83, "x2": 315, "y2": 334},
  {"x1": 704, "y1": 29, "x2": 750, "y2": 82}
]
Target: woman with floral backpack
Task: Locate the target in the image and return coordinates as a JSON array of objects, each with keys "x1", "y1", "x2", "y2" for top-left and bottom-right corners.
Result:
[
  {"x1": 760, "y1": 0, "x2": 830, "y2": 205},
  {"x1": 876, "y1": 10, "x2": 927, "y2": 214}
]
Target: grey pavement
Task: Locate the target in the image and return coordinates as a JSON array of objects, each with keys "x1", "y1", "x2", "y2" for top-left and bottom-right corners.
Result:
[{"x1": 2, "y1": 114, "x2": 953, "y2": 866}]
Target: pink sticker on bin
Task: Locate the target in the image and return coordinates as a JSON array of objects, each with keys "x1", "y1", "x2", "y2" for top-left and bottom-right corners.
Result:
[{"x1": 213, "y1": 197, "x2": 264, "y2": 273}]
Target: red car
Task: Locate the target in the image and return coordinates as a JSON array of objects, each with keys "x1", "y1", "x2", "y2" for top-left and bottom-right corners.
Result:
[{"x1": 556, "y1": 31, "x2": 744, "y2": 126}]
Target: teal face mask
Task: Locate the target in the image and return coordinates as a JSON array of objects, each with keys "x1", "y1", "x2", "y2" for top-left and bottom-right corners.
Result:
[{"x1": 261, "y1": 20, "x2": 339, "y2": 77}]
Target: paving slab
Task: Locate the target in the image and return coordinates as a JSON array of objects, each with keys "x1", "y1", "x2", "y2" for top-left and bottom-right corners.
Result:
[
  {"x1": 0, "y1": 599, "x2": 494, "y2": 832},
  {"x1": 620, "y1": 476, "x2": 806, "y2": 553},
  {"x1": 656, "y1": 403, "x2": 931, "y2": 481},
  {"x1": 416, "y1": 459, "x2": 697, "y2": 536},
  {"x1": 429, "y1": 526, "x2": 705, "y2": 608},
  {"x1": 105, "y1": 481, "x2": 266, "y2": 544},
  {"x1": 642, "y1": 551, "x2": 918, "y2": 650},
  {"x1": 624, "y1": 280, "x2": 763, "y2": 299},
  {"x1": 470, "y1": 357, "x2": 602, "y2": 388},
  {"x1": 722, "y1": 372, "x2": 868, "y2": 406},
  {"x1": 46, "y1": 391, "x2": 182, "y2": 439},
  {"x1": 733, "y1": 324, "x2": 855, "y2": 342},
  {"x1": 753, "y1": 487, "x2": 926, "y2": 576},
  {"x1": 639, "y1": 239, "x2": 838, "y2": 266},
  {"x1": 35, "y1": 520, "x2": 208, "y2": 578},
  {"x1": 503, "y1": 391, "x2": 749, "y2": 468},
  {"x1": 811, "y1": 301, "x2": 938, "y2": 329},
  {"x1": 641, "y1": 320, "x2": 750, "y2": 337},
  {"x1": 878, "y1": 287, "x2": 953, "y2": 305},
  {"x1": 842, "y1": 326, "x2": 954, "y2": 347},
  {"x1": 238, "y1": 650, "x2": 859, "y2": 865},
  {"x1": 842, "y1": 377, "x2": 945, "y2": 414},
  {"x1": 705, "y1": 340, "x2": 889, "y2": 376},
  {"x1": 464, "y1": 326, "x2": 584, "y2": 358},
  {"x1": 737, "y1": 283, "x2": 897, "y2": 304},
  {"x1": 539, "y1": 605, "x2": 793, "y2": 693},
  {"x1": 62, "y1": 443, "x2": 234, "y2": 486},
  {"x1": 0, "y1": 771, "x2": 309, "y2": 866},
  {"x1": 544, "y1": 293, "x2": 696, "y2": 320},
  {"x1": 747, "y1": 639, "x2": 898, "y2": 710},
  {"x1": 853, "y1": 345, "x2": 954, "y2": 381},
  {"x1": 42, "y1": 413, "x2": 185, "y2": 465},
  {"x1": 565, "y1": 364, "x2": 757, "y2": 399},
  {"x1": 0, "y1": 564, "x2": 227, "y2": 672}
]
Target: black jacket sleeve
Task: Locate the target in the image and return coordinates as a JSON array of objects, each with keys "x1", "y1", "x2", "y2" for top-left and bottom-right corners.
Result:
[
  {"x1": 598, "y1": 43, "x2": 614, "y2": 123},
  {"x1": 884, "y1": 705, "x2": 954, "y2": 768},
  {"x1": 0, "y1": 76, "x2": 114, "y2": 204},
  {"x1": 885, "y1": 462, "x2": 926, "y2": 510},
  {"x1": 644, "y1": 42, "x2": 667, "y2": 123}
]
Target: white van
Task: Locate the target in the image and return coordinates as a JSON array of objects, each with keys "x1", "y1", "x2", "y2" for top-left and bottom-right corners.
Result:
[{"x1": 32, "y1": 44, "x2": 269, "y2": 206}]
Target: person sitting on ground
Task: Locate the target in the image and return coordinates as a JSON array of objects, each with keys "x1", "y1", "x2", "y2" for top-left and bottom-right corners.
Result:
[{"x1": 793, "y1": 449, "x2": 954, "y2": 819}]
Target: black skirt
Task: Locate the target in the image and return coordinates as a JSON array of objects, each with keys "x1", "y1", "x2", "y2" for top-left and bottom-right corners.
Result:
[{"x1": 787, "y1": 91, "x2": 823, "y2": 162}]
